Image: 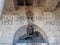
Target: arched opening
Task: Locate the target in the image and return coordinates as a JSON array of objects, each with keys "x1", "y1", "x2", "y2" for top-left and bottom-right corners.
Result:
[{"x1": 13, "y1": 25, "x2": 48, "y2": 45}]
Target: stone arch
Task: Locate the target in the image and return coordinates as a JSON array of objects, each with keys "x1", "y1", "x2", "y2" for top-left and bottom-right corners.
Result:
[{"x1": 13, "y1": 25, "x2": 48, "y2": 45}]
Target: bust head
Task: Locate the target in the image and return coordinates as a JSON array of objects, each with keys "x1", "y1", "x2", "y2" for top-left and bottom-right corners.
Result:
[{"x1": 27, "y1": 25, "x2": 34, "y2": 35}]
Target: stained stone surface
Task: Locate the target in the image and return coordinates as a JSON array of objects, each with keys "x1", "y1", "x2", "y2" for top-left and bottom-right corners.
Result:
[{"x1": 0, "y1": 7, "x2": 60, "y2": 45}]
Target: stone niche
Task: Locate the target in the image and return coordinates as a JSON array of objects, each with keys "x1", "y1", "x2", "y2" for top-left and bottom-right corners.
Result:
[
  {"x1": 4, "y1": 0, "x2": 34, "y2": 11},
  {"x1": 13, "y1": 25, "x2": 48, "y2": 45},
  {"x1": 4, "y1": 0, "x2": 44, "y2": 11}
]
